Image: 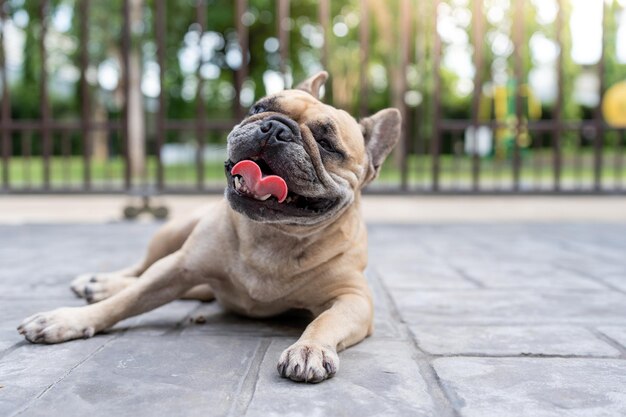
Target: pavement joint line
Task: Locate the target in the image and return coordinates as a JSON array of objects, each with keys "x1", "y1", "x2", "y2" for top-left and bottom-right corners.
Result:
[
  {"x1": 370, "y1": 267, "x2": 460, "y2": 417},
  {"x1": 388, "y1": 288, "x2": 626, "y2": 295},
  {"x1": 385, "y1": 287, "x2": 624, "y2": 292},
  {"x1": 0, "y1": 296, "x2": 79, "y2": 301},
  {"x1": 581, "y1": 276, "x2": 626, "y2": 296},
  {"x1": 589, "y1": 328, "x2": 626, "y2": 359},
  {"x1": 163, "y1": 301, "x2": 204, "y2": 336},
  {"x1": 0, "y1": 341, "x2": 27, "y2": 362},
  {"x1": 366, "y1": 270, "x2": 408, "y2": 340},
  {"x1": 10, "y1": 335, "x2": 118, "y2": 417},
  {"x1": 227, "y1": 338, "x2": 271, "y2": 417},
  {"x1": 426, "y1": 353, "x2": 625, "y2": 360},
  {"x1": 547, "y1": 237, "x2": 624, "y2": 265},
  {"x1": 556, "y1": 265, "x2": 626, "y2": 297},
  {"x1": 447, "y1": 265, "x2": 485, "y2": 289}
]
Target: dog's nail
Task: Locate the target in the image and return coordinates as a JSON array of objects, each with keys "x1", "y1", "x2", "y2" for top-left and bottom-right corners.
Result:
[
  {"x1": 82, "y1": 327, "x2": 95, "y2": 338},
  {"x1": 323, "y1": 361, "x2": 334, "y2": 375},
  {"x1": 89, "y1": 276, "x2": 97, "y2": 283},
  {"x1": 277, "y1": 363, "x2": 286, "y2": 377}
]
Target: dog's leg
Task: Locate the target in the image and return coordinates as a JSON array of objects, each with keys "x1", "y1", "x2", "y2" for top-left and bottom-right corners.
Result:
[
  {"x1": 277, "y1": 292, "x2": 373, "y2": 383},
  {"x1": 180, "y1": 284, "x2": 215, "y2": 301},
  {"x1": 19, "y1": 252, "x2": 201, "y2": 344},
  {"x1": 78, "y1": 277, "x2": 215, "y2": 304},
  {"x1": 71, "y1": 206, "x2": 210, "y2": 299}
]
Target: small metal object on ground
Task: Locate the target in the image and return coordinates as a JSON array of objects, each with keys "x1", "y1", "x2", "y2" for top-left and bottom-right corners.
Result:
[{"x1": 123, "y1": 188, "x2": 169, "y2": 220}]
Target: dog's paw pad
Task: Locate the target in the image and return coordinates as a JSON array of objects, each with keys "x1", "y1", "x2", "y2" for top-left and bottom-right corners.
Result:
[
  {"x1": 277, "y1": 342, "x2": 338, "y2": 383},
  {"x1": 17, "y1": 308, "x2": 94, "y2": 344}
]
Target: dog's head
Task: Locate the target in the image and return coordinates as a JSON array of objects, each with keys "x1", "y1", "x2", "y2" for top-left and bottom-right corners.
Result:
[{"x1": 225, "y1": 71, "x2": 401, "y2": 225}]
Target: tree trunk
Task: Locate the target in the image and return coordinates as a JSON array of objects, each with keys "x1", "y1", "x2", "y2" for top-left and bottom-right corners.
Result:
[
  {"x1": 128, "y1": 0, "x2": 145, "y2": 179},
  {"x1": 91, "y1": 101, "x2": 109, "y2": 161}
]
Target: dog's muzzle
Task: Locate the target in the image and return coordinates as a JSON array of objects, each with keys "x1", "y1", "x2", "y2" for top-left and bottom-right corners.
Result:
[{"x1": 254, "y1": 115, "x2": 300, "y2": 146}]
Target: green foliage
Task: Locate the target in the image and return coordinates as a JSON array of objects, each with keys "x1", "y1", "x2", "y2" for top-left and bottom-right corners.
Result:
[{"x1": 2, "y1": 0, "x2": 625, "y2": 147}]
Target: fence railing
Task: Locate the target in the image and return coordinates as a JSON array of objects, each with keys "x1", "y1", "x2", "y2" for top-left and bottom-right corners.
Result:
[{"x1": 0, "y1": 0, "x2": 624, "y2": 195}]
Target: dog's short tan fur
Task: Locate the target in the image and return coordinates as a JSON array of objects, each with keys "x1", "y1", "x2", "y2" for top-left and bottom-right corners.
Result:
[{"x1": 18, "y1": 72, "x2": 401, "y2": 383}]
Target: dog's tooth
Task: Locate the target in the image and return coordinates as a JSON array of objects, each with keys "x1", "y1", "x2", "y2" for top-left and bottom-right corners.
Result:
[
  {"x1": 234, "y1": 177, "x2": 240, "y2": 189},
  {"x1": 256, "y1": 194, "x2": 272, "y2": 201}
]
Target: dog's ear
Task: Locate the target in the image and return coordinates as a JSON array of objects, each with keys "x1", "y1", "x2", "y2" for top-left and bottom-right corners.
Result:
[
  {"x1": 360, "y1": 108, "x2": 402, "y2": 185},
  {"x1": 295, "y1": 71, "x2": 328, "y2": 100}
]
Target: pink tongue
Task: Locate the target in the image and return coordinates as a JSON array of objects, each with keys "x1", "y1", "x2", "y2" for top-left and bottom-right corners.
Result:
[{"x1": 231, "y1": 160, "x2": 288, "y2": 203}]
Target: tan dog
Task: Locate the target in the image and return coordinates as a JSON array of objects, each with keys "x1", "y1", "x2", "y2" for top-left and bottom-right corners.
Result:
[{"x1": 17, "y1": 71, "x2": 401, "y2": 383}]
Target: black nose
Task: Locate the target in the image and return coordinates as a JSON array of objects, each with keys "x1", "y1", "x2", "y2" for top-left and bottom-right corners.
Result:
[{"x1": 258, "y1": 119, "x2": 293, "y2": 143}]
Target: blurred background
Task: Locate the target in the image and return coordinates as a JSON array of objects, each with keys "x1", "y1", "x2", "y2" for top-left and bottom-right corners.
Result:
[{"x1": 0, "y1": 0, "x2": 625, "y2": 197}]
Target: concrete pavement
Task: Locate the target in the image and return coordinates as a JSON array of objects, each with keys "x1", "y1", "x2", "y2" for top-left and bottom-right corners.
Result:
[
  {"x1": 1, "y1": 195, "x2": 626, "y2": 224},
  {"x1": 1, "y1": 222, "x2": 626, "y2": 416}
]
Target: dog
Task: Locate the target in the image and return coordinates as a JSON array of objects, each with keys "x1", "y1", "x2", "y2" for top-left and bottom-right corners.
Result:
[{"x1": 17, "y1": 71, "x2": 401, "y2": 383}]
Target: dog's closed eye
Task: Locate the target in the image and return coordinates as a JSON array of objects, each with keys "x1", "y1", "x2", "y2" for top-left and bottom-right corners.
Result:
[
  {"x1": 248, "y1": 97, "x2": 281, "y2": 116},
  {"x1": 317, "y1": 138, "x2": 335, "y2": 152},
  {"x1": 308, "y1": 122, "x2": 344, "y2": 157},
  {"x1": 248, "y1": 104, "x2": 266, "y2": 115}
]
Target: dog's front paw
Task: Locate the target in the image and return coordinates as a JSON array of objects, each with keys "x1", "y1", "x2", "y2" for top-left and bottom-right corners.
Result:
[
  {"x1": 17, "y1": 308, "x2": 95, "y2": 344},
  {"x1": 277, "y1": 342, "x2": 339, "y2": 383},
  {"x1": 71, "y1": 274, "x2": 133, "y2": 303},
  {"x1": 70, "y1": 273, "x2": 100, "y2": 298}
]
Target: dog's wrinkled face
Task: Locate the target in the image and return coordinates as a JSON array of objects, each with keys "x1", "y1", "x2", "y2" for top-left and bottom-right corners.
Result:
[{"x1": 225, "y1": 71, "x2": 401, "y2": 225}]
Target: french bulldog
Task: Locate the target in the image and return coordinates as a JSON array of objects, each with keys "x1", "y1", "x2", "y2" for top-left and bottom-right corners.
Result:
[{"x1": 17, "y1": 71, "x2": 401, "y2": 383}]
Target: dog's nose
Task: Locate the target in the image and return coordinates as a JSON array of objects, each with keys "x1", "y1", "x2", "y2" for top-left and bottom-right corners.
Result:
[{"x1": 258, "y1": 119, "x2": 293, "y2": 143}]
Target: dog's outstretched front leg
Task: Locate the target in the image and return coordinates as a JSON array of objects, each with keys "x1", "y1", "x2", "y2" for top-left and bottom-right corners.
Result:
[
  {"x1": 277, "y1": 291, "x2": 373, "y2": 383},
  {"x1": 18, "y1": 252, "x2": 200, "y2": 344}
]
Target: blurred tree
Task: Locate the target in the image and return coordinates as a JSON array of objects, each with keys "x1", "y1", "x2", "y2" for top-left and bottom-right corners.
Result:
[{"x1": 1, "y1": 0, "x2": 623, "y2": 162}]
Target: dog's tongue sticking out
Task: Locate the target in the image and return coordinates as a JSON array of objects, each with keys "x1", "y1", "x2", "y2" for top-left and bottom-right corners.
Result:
[{"x1": 231, "y1": 160, "x2": 288, "y2": 203}]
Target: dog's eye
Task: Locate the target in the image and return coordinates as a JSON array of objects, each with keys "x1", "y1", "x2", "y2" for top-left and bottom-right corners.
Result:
[
  {"x1": 248, "y1": 105, "x2": 265, "y2": 116},
  {"x1": 317, "y1": 138, "x2": 335, "y2": 153}
]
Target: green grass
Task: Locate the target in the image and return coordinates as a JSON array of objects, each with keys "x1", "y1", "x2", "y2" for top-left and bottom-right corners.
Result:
[
  {"x1": 377, "y1": 150, "x2": 626, "y2": 189},
  {"x1": 2, "y1": 156, "x2": 228, "y2": 189},
  {"x1": 2, "y1": 148, "x2": 625, "y2": 191}
]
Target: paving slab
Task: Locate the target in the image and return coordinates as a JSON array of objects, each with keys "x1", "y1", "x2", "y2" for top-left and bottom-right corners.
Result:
[
  {"x1": 595, "y1": 272, "x2": 626, "y2": 293},
  {"x1": 14, "y1": 335, "x2": 262, "y2": 417},
  {"x1": 455, "y1": 263, "x2": 605, "y2": 290},
  {"x1": 596, "y1": 327, "x2": 626, "y2": 350},
  {"x1": 0, "y1": 224, "x2": 157, "y2": 300},
  {"x1": 244, "y1": 339, "x2": 437, "y2": 417},
  {"x1": 374, "y1": 264, "x2": 478, "y2": 290},
  {"x1": 1, "y1": 222, "x2": 625, "y2": 416},
  {"x1": 391, "y1": 289, "x2": 626, "y2": 325},
  {"x1": 0, "y1": 336, "x2": 113, "y2": 417},
  {"x1": 433, "y1": 358, "x2": 626, "y2": 417},
  {"x1": 410, "y1": 325, "x2": 620, "y2": 357}
]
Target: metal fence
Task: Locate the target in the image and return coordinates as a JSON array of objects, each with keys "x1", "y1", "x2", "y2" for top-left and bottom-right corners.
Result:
[{"x1": 0, "y1": 0, "x2": 624, "y2": 195}]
